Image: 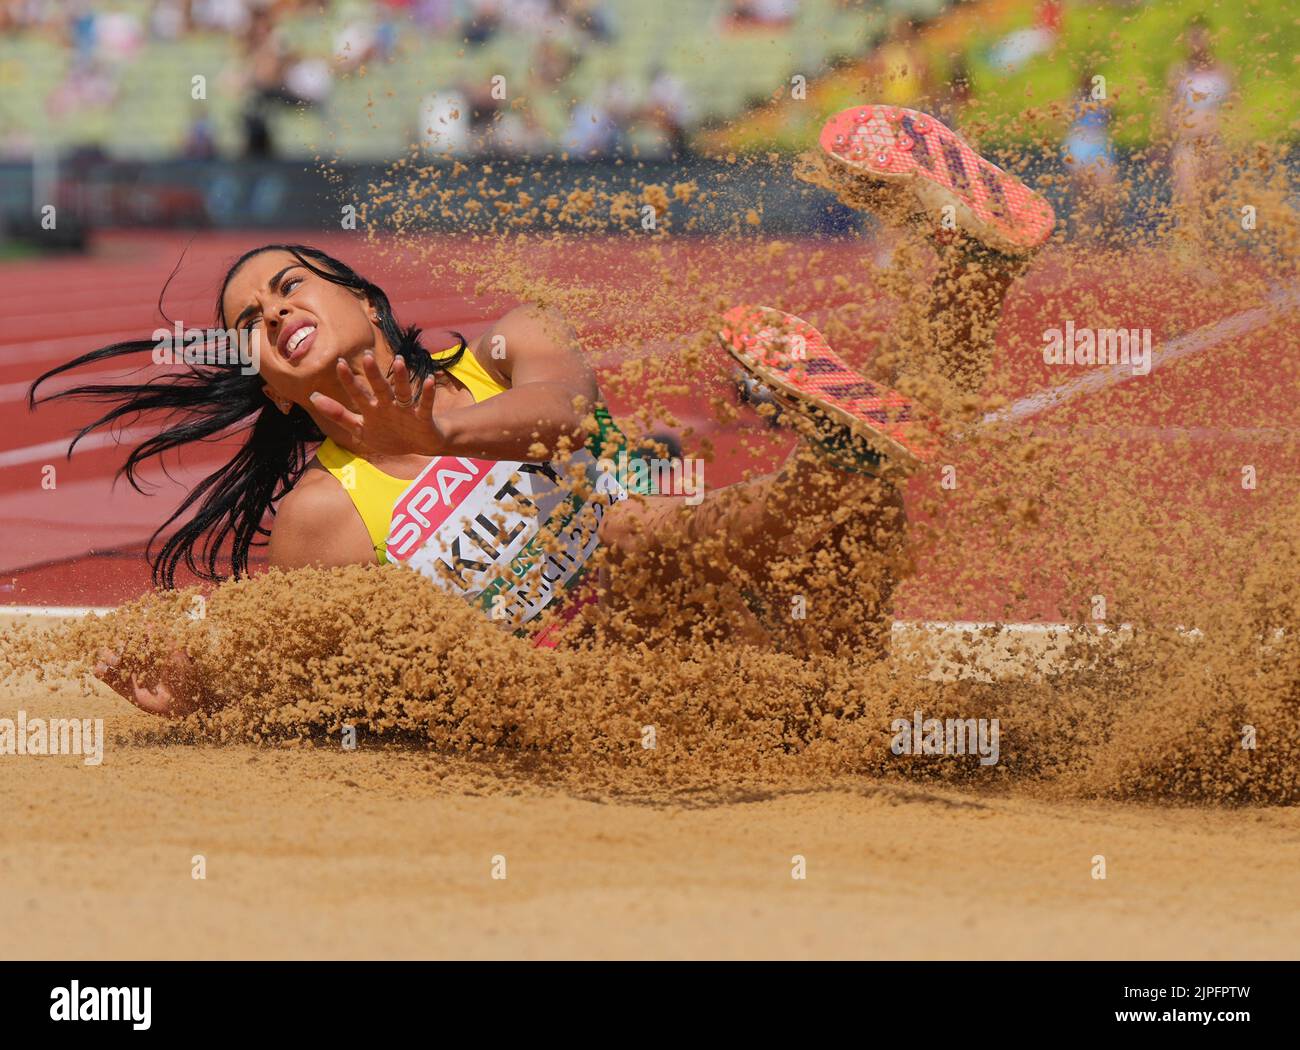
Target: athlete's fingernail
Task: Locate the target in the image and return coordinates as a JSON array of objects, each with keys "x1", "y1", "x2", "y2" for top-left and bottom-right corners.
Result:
[{"x1": 308, "y1": 391, "x2": 321, "y2": 404}]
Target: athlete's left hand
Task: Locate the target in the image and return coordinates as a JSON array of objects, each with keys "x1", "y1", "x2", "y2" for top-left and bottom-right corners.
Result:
[
  {"x1": 309, "y1": 352, "x2": 447, "y2": 456},
  {"x1": 93, "y1": 644, "x2": 208, "y2": 718}
]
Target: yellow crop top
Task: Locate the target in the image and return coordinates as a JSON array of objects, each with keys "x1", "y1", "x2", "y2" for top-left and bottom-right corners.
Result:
[{"x1": 315, "y1": 344, "x2": 507, "y2": 563}]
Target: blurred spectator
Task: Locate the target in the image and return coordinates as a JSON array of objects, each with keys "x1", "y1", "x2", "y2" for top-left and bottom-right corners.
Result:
[
  {"x1": 532, "y1": 35, "x2": 582, "y2": 86},
  {"x1": 67, "y1": 2, "x2": 98, "y2": 67},
  {"x1": 428, "y1": 73, "x2": 547, "y2": 156},
  {"x1": 149, "y1": 0, "x2": 190, "y2": 40},
  {"x1": 1165, "y1": 15, "x2": 1232, "y2": 227},
  {"x1": 182, "y1": 103, "x2": 221, "y2": 159},
  {"x1": 490, "y1": 97, "x2": 548, "y2": 156},
  {"x1": 641, "y1": 64, "x2": 692, "y2": 156},
  {"x1": 236, "y1": 3, "x2": 331, "y2": 158},
  {"x1": 934, "y1": 54, "x2": 973, "y2": 131},
  {"x1": 406, "y1": 0, "x2": 457, "y2": 32},
  {"x1": 418, "y1": 89, "x2": 470, "y2": 153},
  {"x1": 1064, "y1": 69, "x2": 1118, "y2": 242},
  {"x1": 988, "y1": 0, "x2": 1061, "y2": 74},
  {"x1": 559, "y1": 0, "x2": 614, "y2": 43},
  {"x1": 192, "y1": 0, "x2": 253, "y2": 33},
  {"x1": 563, "y1": 82, "x2": 627, "y2": 156},
  {"x1": 95, "y1": 9, "x2": 146, "y2": 60},
  {"x1": 334, "y1": 1, "x2": 398, "y2": 73},
  {"x1": 727, "y1": 0, "x2": 798, "y2": 29},
  {"x1": 464, "y1": 76, "x2": 508, "y2": 151},
  {"x1": 502, "y1": 0, "x2": 555, "y2": 33},
  {"x1": 875, "y1": 16, "x2": 928, "y2": 107},
  {"x1": 461, "y1": 0, "x2": 503, "y2": 46},
  {"x1": 45, "y1": 2, "x2": 145, "y2": 119},
  {"x1": 46, "y1": 63, "x2": 116, "y2": 119}
]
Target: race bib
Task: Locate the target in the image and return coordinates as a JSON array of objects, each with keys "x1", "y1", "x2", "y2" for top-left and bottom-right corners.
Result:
[{"x1": 385, "y1": 451, "x2": 626, "y2": 624}]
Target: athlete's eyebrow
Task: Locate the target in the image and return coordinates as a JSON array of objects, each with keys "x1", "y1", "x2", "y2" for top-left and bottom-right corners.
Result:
[{"x1": 231, "y1": 265, "x2": 302, "y2": 328}]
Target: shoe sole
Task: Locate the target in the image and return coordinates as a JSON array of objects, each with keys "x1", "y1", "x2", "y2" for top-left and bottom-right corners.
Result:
[
  {"x1": 717, "y1": 304, "x2": 939, "y2": 473},
  {"x1": 817, "y1": 104, "x2": 1055, "y2": 256}
]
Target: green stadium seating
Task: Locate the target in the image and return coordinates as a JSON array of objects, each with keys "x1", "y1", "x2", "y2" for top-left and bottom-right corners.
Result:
[{"x1": 0, "y1": 0, "x2": 943, "y2": 160}]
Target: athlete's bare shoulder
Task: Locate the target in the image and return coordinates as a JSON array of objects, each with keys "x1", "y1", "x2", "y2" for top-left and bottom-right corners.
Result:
[
  {"x1": 472, "y1": 305, "x2": 595, "y2": 397},
  {"x1": 268, "y1": 459, "x2": 375, "y2": 570}
]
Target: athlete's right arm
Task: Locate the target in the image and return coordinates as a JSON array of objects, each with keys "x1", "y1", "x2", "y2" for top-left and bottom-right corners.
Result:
[{"x1": 268, "y1": 466, "x2": 377, "y2": 570}]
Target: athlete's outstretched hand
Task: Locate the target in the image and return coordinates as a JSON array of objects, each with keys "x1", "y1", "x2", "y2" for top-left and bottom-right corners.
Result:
[
  {"x1": 93, "y1": 644, "x2": 208, "y2": 718},
  {"x1": 309, "y1": 351, "x2": 446, "y2": 457}
]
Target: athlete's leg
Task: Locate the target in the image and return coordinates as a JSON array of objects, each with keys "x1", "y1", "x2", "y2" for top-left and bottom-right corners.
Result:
[
  {"x1": 775, "y1": 486, "x2": 906, "y2": 654},
  {"x1": 800, "y1": 105, "x2": 1054, "y2": 398},
  {"x1": 597, "y1": 439, "x2": 906, "y2": 653},
  {"x1": 599, "y1": 103, "x2": 1060, "y2": 646},
  {"x1": 915, "y1": 239, "x2": 1028, "y2": 396},
  {"x1": 600, "y1": 441, "x2": 895, "y2": 581}
]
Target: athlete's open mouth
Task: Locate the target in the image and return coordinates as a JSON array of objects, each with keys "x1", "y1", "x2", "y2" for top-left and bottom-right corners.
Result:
[{"x1": 279, "y1": 322, "x2": 317, "y2": 363}]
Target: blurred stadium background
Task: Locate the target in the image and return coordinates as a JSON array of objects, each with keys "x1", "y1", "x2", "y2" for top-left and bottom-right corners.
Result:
[{"x1": 1, "y1": 0, "x2": 1293, "y2": 241}]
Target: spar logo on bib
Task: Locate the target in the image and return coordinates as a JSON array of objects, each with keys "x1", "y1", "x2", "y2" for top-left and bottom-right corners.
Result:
[{"x1": 385, "y1": 455, "x2": 496, "y2": 560}]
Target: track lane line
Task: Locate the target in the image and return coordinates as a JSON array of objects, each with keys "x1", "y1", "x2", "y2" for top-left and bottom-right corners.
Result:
[
  {"x1": 976, "y1": 285, "x2": 1300, "y2": 431},
  {"x1": 0, "y1": 426, "x2": 162, "y2": 469}
]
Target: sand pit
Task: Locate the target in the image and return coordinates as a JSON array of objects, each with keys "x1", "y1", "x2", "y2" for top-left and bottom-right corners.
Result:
[
  {"x1": 3, "y1": 673, "x2": 1299, "y2": 960},
  {"x1": 3, "y1": 540, "x2": 1299, "y2": 961}
]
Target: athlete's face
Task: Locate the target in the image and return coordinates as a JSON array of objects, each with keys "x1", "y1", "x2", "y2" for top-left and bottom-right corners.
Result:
[{"x1": 221, "y1": 250, "x2": 386, "y2": 411}]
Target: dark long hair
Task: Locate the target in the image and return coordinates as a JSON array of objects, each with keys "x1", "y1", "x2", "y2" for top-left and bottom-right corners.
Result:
[{"x1": 28, "y1": 244, "x2": 466, "y2": 588}]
